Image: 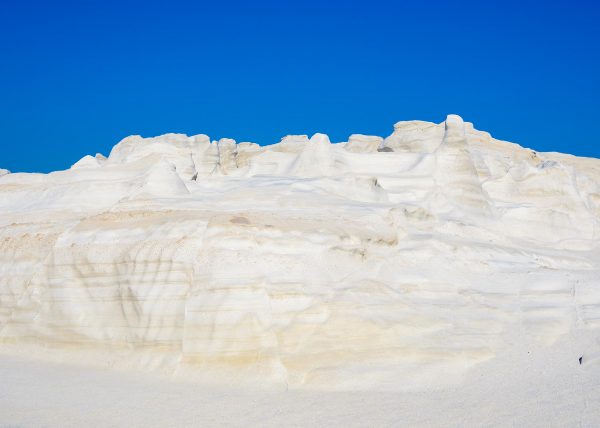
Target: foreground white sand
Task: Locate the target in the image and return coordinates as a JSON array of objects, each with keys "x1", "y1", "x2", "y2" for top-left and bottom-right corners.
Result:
[{"x1": 1, "y1": 329, "x2": 599, "y2": 427}]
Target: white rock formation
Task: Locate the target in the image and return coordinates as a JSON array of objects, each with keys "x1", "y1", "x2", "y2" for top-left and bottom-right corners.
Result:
[
  {"x1": 0, "y1": 114, "x2": 599, "y2": 391},
  {"x1": 344, "y1": 134, "x2": 384, "y2": 153}
]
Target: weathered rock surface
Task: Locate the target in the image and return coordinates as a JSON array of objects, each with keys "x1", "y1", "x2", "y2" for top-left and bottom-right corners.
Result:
[{"x1": 1, "y1": 115, "x2": 599, "y2": 390}]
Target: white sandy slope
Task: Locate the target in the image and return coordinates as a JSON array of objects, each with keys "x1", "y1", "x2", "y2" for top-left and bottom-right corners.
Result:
[
  {"x1": 1, "y1": 330, "x2": 598, "y2": 427},
  {"x1": 1, "y1": 115, "x2": 600, "y2": 425}
]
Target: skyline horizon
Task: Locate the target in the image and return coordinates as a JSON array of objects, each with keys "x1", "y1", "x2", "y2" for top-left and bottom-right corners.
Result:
[
  {"x1": 2, "y1": 0, "x2": 599, "y2": 172},
  {"x1": 4, "y1": 112, "x2": 586, "y2": 174}
]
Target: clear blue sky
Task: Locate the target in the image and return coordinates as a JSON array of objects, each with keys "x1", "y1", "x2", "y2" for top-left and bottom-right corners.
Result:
[{"x1": 1, "y1": 0, "x2": 599, "y2": 172}]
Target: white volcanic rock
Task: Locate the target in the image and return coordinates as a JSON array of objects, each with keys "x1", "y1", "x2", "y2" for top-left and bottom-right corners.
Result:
[
  {"x1": 275, "y1": 134, "x2": 310, "y2": 152},
  {"x1": 291, "y1": 133, "x2": 335, "y2": 177},
  {"x1": 71, "y1": 153, "x2": 107, "y2": 169},
  {"x1": 344, "y1": 134, "x2": 384, "y2": 153},
  {"x1": 433, "y1": 114, "x2": 492, "y2": 215},
  {"x1": 108, "y1": 133, "x2": 211, "y2": 180},
  {"x1": 0, "y1": 115, "x2": 599, "y2": 391},
  {"x1": 383, "y1": 120, "x2": 444, "y2": 152},
  {"x1": 0, "y1": 169, "x2": 9, "y2": 177}
]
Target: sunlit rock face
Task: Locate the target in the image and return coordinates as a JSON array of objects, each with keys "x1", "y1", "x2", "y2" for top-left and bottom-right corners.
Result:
[{"x1": 0, "y1": 115, "x2": 599, "y2": 390}]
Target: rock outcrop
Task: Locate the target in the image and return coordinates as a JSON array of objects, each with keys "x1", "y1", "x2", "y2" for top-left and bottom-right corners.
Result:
[{"x1": 0, "y1": 115, "x2": 599, "y2": 390}]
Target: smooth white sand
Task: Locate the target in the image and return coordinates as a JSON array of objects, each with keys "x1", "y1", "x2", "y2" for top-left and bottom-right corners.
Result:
[{"x1": 1, "y1": 329, "x2": 599, "y2": 427}]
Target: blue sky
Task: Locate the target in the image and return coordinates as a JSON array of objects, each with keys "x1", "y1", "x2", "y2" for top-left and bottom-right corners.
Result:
[{"x1": 1, "y1": 0, "x2": 599, "y2": 172}]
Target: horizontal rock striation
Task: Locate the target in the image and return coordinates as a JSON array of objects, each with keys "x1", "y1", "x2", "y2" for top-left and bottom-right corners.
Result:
[{"x1": 0, "y1": 115, "x2": 599, "y2": 390}]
